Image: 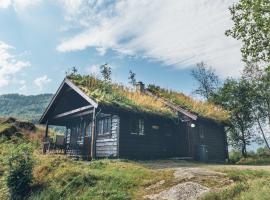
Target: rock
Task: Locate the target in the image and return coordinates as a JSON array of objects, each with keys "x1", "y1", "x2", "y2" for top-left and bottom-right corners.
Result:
[
  {"x1": 0, "y1": 124, "x2": 20, "y2": 138},
  {"x1": 146, "y1": 180, "x2": 165, "y2": 190},
  {"x1": 144, "y1": 181, "x2": 209, "y2": 200},
  {"x1": 15, "y1": 121, "x2": 36, "y2": 131}
]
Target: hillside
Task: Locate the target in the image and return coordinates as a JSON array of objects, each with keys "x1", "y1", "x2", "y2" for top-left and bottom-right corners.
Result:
[
  {"x1": 0, "y1": 94, "x2": 53, "y2": 122},
  {"x1": 1, "y1": 118, "x2": 270, "y2": 200}
]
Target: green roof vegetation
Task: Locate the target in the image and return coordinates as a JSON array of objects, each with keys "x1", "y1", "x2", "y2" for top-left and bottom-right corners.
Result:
[{"x1": 68, "y1": 74, "x2": 229, "y2": 122}]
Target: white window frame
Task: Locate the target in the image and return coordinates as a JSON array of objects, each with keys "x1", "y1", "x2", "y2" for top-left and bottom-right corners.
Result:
[
  {"x1": 131, "y1": 119, "x2": 145, "y2": 136},
  {"x1": 97, "y1": 117, "x2": 111, "y2": 136}
]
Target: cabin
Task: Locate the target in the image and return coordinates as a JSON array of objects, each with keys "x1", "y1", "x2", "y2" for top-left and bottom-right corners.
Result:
[{"x1": 39, "y1": 75, "x2": 228, "y2": 162}]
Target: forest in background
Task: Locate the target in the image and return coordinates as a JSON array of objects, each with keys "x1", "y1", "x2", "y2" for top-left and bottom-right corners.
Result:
[{"x1": 0, "y1": 94, "x2": 53, "y2": 122}]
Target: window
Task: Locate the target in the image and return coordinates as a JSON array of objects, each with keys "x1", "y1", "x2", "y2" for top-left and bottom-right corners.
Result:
[
  {"x1": 86, "y1": 122, "x2": 92, "y2": 137},
  {"x1": 199, "y1": 127, "x2": 205, "y2": 139},
  {"x1": 138, "y1": 119, "x2": 144, "y2": 135},
  {"x1": 97, "y1": 117, "x2": 111, "y2": 135},
  {"x1": 131, "y1": 119, "x2": 144, "y2": 135}
]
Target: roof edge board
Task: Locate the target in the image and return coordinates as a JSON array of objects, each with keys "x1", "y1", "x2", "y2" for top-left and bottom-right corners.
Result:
[
  {"x1": 39, "y1": 77, "x2": 98, "y2": 124},
  {"x1": 65, "y1": 78, "x2": 98, "y2": 108}
]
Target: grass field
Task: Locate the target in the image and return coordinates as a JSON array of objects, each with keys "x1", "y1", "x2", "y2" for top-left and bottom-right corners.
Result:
[{"x1": 1, "y1": 119, "x2": 270, "y2": 200}]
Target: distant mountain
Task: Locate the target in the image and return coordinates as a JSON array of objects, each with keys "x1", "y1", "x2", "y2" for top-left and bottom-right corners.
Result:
[{"x1": 0, "y1": 93, "x2": 53, "y2": 122}]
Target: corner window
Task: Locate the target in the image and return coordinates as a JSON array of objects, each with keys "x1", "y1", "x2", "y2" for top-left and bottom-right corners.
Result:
[
  {"x1": 97, "y1": 117, "x2": 111, "y2": 135},
  {"x1": 131, "y1": 119, "x2": 144, "y2": 135}
]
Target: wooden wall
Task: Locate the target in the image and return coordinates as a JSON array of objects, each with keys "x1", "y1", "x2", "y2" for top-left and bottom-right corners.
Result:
[
  {"x1": 118, "y1": 113, "x2": 189, "y2": 159},
  {"x1": 189, "y1": 120, "x2": 228, "y2": 161},
  {"x1": 95, "y1": 115, "x2": 120, "y2": 158}
]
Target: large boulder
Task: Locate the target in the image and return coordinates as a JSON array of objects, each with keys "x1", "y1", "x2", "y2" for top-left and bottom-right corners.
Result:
[{"x1": 0, "y1": 123, "x2": 21, "y2": 138}]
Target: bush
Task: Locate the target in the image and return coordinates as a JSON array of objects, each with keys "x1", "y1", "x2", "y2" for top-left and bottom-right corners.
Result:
[
  {"x1": 6, "y1": 144, "x2": 34, "y2": 200},
  {"x1": 257, "y1": 147, "x2": 270, "y2": 156},
  {"x1": 229, "y1": 150, "x2": 242, "y2": 163}
]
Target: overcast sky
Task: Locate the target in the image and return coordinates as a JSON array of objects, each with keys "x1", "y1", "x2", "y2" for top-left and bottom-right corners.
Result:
[{"x1": 0, "y1": 0, "x2": 243, "y2": 95}]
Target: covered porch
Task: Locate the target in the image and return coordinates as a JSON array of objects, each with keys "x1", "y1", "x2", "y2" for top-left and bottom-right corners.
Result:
[{"x1": 39, "y1": 78, "x2": 98, "y2": 160}]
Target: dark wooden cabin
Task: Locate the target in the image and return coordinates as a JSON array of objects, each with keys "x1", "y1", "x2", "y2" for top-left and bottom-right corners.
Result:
[{"x1": 39, "y1": 77, "x2": 228, "y2": 162}]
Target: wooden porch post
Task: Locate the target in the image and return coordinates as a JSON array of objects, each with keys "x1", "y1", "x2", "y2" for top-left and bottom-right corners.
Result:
[
  {"x1": 43, "y1": 120, "x2": 49, "y2": 154},
  {"x1": 91, "y1": 108, "x2": 96, "y2": 159},
  {"x1": 45, "y1": 120, "x2": 49, "y2": 138}
]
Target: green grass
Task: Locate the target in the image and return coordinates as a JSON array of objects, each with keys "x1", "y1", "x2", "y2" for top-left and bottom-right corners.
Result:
[
  {"x1": 0, "y1": 133, "x2": 174, "y2": 200},
  {"x1": 201, "y1": 169, "x2": 270, "y2": 200},
  {"x1": 236, "y1": 156, "x2": 270, "y2": 165},
  {"x1": 29, "y1": 157, "x2": 173, "y2": 200},
  {"x1": 68, "y1": 74, "x2": 229, "y2": 122}
]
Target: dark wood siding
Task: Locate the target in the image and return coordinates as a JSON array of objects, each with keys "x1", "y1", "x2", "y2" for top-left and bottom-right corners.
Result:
[
  {"x1": 118, "y1": 113, "x2": 189, "y2": 159},
  {"x1": 189, "y1": 120, "x2": 228, "y2": 161}
]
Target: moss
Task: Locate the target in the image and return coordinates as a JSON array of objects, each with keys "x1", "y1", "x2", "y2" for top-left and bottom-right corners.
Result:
[{"x1": 68, "y1": 74, "x2": 229, "y2": 122}]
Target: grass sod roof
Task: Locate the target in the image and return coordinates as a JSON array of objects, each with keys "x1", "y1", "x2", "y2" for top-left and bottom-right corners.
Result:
[{"x1": 67, "y1": 74, "x2": 229, "y2": 123}]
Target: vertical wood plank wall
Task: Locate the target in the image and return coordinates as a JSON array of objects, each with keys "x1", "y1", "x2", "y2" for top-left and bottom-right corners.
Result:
[
  {"x1": 118, "y1": 113, "x2": 189, "y2": 159},
  {"x1": 95, "y1": 115, "x2": 120, "y2": 158}
]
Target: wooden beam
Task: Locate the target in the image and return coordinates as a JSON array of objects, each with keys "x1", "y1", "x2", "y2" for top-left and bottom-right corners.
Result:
[
  {"x1": 45, "y1": 120, "x2": 49, "y2": 138},
  {"x1": 145, "y1": 90, "x2": 198, "y2": 121},
  {"x1": 53, "y1": 105, "x2": 93, "y2": 119},
  {"x1": 91, "y1": 108, "x2": 96, "y2": 159},
  {"x1": 65, "y1": 78, "x2": 98, "y2": 108}
]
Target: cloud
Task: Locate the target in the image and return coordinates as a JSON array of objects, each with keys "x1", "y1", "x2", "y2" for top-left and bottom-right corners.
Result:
[
  {"x1": 0, "y1": 0, "x2": 40, "y2": 11},
  {"x1": 0, "y1": 41, "x2": 30, "y2": 87},
  {"x1": 57, "y1": 0, "x2": 243, "y2": 77},
  {"x1": 34, "y1": 75, "x2": 51, "y2": 90},
  {"x1": 85, "y1": 64, "x2": 100, "y2": 75}
]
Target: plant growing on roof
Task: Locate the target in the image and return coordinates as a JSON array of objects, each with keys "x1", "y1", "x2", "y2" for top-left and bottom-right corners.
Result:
[
  {"x1": 100, "y1": 63, "x2": 112, "y2": 82},
  {"x1": 128, "y1": 70, "x2": 136, "y2": 86}
]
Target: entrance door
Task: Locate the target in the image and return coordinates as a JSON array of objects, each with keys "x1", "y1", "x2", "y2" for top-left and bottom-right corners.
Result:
[{"x1": 198, "y1": 145, "x2": 208, "y2": 162}]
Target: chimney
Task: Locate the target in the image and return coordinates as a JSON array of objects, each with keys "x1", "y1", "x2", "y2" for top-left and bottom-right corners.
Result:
[{"x1": 136, "y1": 81, "x2": 145, "y2": 93}]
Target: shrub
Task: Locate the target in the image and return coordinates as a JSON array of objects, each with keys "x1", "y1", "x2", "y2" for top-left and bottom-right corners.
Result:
[
  {"x1": 6, "y1": 144, "x2": 34, "y2": 200},
  {"x1": 229, "y1": 150, "x2": 242, "y2": 163},
  {"x1": 257, "y1": 147, "x2": 270, "y2": 157}
]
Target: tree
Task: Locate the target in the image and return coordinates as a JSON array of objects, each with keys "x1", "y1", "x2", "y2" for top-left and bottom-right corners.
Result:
[
  {"x1": 212, "y1": 78, "x2": 254, "y2": 157},
  {"x1": 226, "y1": 0, "x2": 270, "y2": 64},
  {"x1": 243, "y1": 65, "x2": 270, "y2": 150},
  {"x1": 191, "y1": 62, "x2": 220, "y2": 100},
  {"x1": 128, "y1": 70, "x2": 136, "y2": 86},
  {"x1": 100, "y1": 63, "x2": 112, "y2": 82}
]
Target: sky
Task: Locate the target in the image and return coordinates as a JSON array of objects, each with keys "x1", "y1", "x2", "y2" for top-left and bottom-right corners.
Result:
[{"x1": 0, "y1": 0, "x2": 243, "y2": 96}]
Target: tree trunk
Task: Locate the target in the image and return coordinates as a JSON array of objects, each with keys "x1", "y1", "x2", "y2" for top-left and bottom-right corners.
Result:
[
  {"x1": 241, "y1": 130, "x2": 247, "y2": 158},
  {"x1": 256, "y1": 116, "x2": 270, "y2": 150}
]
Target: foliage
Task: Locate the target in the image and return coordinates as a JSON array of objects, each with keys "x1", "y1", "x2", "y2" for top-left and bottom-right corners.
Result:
[
  {"x1": 128, "y1": 70, "x2": 136, "y2": 86},
  {"x1": 229, "y1": 150, "x2": 242, "y2": 164},
  {"x1": 68, "y1": 74, "x2": 229, "y2": 122},
  {"x1": 201, "y1": 169, "x2": 270, "y2": 200},
  {"x1": 242, "y1": 65, "x2": 270, "y2": 150},
  {"x1": 7, "y1": 144, "x2": 34, "y2": 200},
  {"x1": 100, "y1": 63, "x2": 112, "y2": 82},
  {"x1": 211, "y1": 78, "x2": 255, "y2": 157},
  {"x1": 256, "y1": 147, "x2": 270, "y2": 156},
  {"x1": 148, "y1": 84, "x2": 229, "y2": 122},
  {"x1": 0, "y1": 94, "x2": 52, "y2": 122},
  {"x1": 226, "y1": 0, "x2": 270, "y2": 64},
  {"x1": 191, "y1": 62, "x2": 220, "y2": 100}
]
